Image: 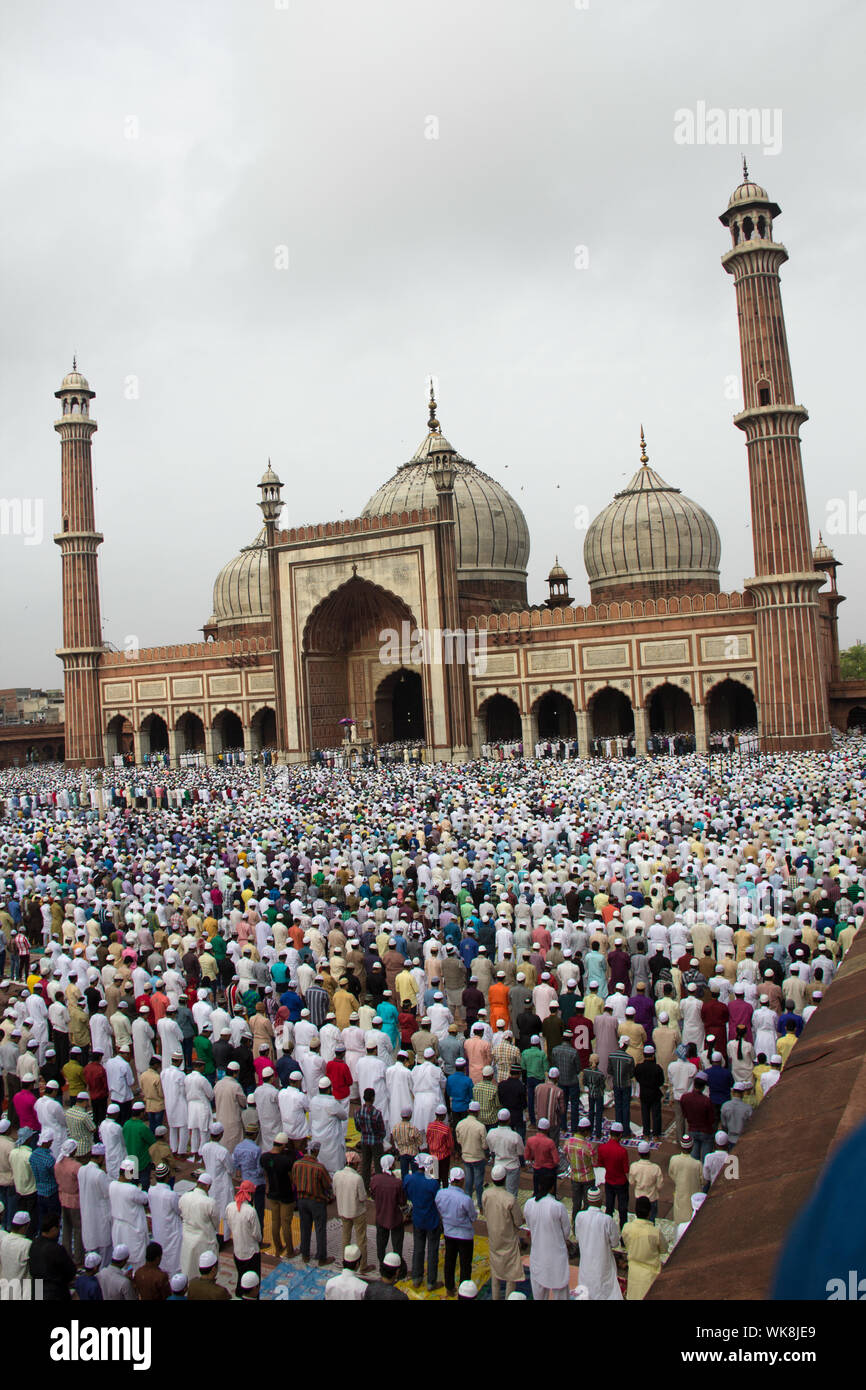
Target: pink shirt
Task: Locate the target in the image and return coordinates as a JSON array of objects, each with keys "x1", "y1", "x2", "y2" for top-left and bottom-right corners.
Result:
[{"x1": 55, "y1": 1156, "x2": 82, "y2": 1208}]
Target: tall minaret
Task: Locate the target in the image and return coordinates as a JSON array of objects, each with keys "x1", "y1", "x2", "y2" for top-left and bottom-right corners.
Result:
[
  {"x1": 720, "y1": 166, "x2": 830, "y2": 752},
  {"x1": 54, "y1": 362, "x2": 105, "y2": 766}
]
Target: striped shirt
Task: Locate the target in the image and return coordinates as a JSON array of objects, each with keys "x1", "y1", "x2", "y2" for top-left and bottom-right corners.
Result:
[
  {"x1": 291, "y1": 1155, "x2": 333, "y2": 1204},
  {"x1": 608, "y1": 1050, "x2": 635, "y2": 1089},
  {"x1": 425, "y1": 1120, "x2": 454, "y2": 1161},
  {"x1": 391, "y1": 1121, "x2": 424, "y2": 1157}
]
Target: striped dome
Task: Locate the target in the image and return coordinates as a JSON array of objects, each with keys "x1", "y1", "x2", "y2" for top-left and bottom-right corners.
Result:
[
  {"x1": 584, "y1": 459, "x2": 720, "y2": 598},
  {"x1": 362, "y1": 427, "x2": 530, "y2": 588},
  {"x1": 208, "y1": 529, "x2": 269, "y2": 630}
]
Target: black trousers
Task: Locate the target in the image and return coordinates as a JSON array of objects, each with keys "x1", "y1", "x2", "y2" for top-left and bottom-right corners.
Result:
[
  {"x1": 375, "y1": 1224, "x2": 405, "y2": 1268},
  {"x1": 640, "y1": 1096, "x2": 662, "y2": 1138},
  {"x1": 411, "y1": 1226, "x2": 441, "y2": 1287},
  {"x1": 605, "y1": 1182, "x2": 629, "y2": 1227},
  {"x1": 297, "y1": 1197, "x2": 328, "y2": 1261},
  {"x1": 443, "y1": 1236, "x2": 473, "y2": 1292}
]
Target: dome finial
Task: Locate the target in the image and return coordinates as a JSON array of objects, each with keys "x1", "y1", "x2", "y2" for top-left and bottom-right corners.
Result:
[
  {"x1": 427, "y1": 377, "x2": 440, "y2": 434},
  {"x1": 639, "y1": 424, "x2": 649, "y2": 466},
  {"x1": 742, "y1": 153, "x2": 749, "y2": 182},
  {"x1": 72, "y1": 353, "x2": 77, "y2": 372}
]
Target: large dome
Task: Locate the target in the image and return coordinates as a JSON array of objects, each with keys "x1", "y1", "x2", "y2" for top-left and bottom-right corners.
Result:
[
  {"x1": 584, "y1": 436, "x2": 720, "y2": 603},
  {"x1": 206, "y1": 529, "x2": 269, "y2": 635},
  {"x1": 361, "y1": 398, "x2": 530, "y2": 606}
]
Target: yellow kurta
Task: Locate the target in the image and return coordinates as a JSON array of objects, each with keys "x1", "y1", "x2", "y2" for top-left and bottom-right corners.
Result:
[{"x1": 622, "y1": 1218, "x2": 668, "y2": 1300}]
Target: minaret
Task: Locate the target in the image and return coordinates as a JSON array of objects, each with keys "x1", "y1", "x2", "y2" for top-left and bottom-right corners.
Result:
[
  {"x1": 428, "y1": 384, "x2": 472, "y2": 760},
  {"x1": 720, "y1": 166, "x2": 830, "y2": 751},
  {"x1": 54, "y1": 362, "x2": 105, "y2": 766}
]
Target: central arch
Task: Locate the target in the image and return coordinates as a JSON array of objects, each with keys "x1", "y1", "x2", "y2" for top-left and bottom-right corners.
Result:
[
  {"x1": 847, "y1": 706, "x2": 866, "y2": 732},
  {"x1": 375, "y1": 669, "x2": 425, "y2": 743},
  {"x1": 176, "y1": 711, "x2": 206, "y2": 755},
  {"x1": 140, "y1": 713, "x2": 168, "y2": 758},
  {"x1": 480, "y1": 693, "x2": 522, "y2": 744},
  {"x1": 303, "y1": 575, "x2": 420, "y2": 751},
  {"x1": 648, "y1": 683, "x2": 695, "y2": 735},
  {"x1": 588, "y1": 686, "x2": 634, "y2": 739},
  {"x1": 533, "y1": 690, "x2": 577, "y2": 740},
  {"x1": 212, "y1": 708, "x2": 244, "y2": 753},
  {"x1": 705, "y1": 678, "x2": 757, "y2": 733}
]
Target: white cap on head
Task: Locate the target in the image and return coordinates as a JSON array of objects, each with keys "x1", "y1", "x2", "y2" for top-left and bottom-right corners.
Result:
[
  {"x1": 199, "y1": 1249, "x2": 218, "y2": 1270},
  {"x1": 112, "y1": 1244, "x2": 130, "y2": 1262}
]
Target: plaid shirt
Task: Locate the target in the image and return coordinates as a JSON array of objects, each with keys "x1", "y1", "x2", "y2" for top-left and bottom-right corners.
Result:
[
  {"x1": 565, "y1": 1134, "x2": 595, "y2": 1184},
  {"x1": 426, "y1": 1120, "x2": 454, "y2": 1160},
  {"x1": 472, "y1": 1080, "x2": 500, "y2": 1127},
  {"x1": 291, "y1": 1154, "x2": 333, "y2": 1204},
  {"x1": 357, "y1": 1103, "x2": 386, "y2": 1147},
  {"x1": 492, "y1": 1039, "x2": 521, "y2": 1083},
  {"x1": 30, "y1": 1145, "x2": 58, "y2": 1197},
  {"x1": 66, "y1": 1105, "x2": 96, "y2": 1157},
  {"x1": 391, "y1": 1120, "x2": 424, "y2": 1156}
]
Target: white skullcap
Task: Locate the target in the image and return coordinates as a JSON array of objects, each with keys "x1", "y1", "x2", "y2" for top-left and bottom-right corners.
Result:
[
  {"x1": 112, "y1": 1244, "x2": 130, "y2": 1262},
  {"x1": 449, "y1": 1168, "x2": 465, "y2": 1182},
  {"x1": 380, "y1": 1154, "x2": 395, "y2": 1172},
  {"x1": 537, "y1": 1117, "x2": 550, "y2": 1130},
  {"x1": 197, "y1": 1171, "x2": 213, "y2": 1186},
  {"x1": 170, "y1": 1273, "x2": 188, "y2": 1292},
  {"x1": 198, "y1": 1249, "x2": 218, "y2": 1269},
  {"x1": 84, "y1": 1252, "x2": 101, "y2": 1270}
]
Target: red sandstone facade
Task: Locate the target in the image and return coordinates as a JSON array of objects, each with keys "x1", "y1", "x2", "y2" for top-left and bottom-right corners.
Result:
[{"x1": 42, "y1": 174, "x2": 864, "y2": 770}]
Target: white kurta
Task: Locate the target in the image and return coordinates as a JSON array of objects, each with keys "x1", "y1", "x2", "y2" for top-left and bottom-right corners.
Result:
[
  {"x1": 148, "y1": 1182, "x2": 183, "y2": 1275},
  {"x1": 410, "y1": 1060, "x2": 444, "y2": 1136},
  {"x1": 573, "y1": 1206, "x2": 623, "y2": 1300},
  {"x1": 186, "y1": 1072, "x2": 215, "y2": 1136},
  {"x1": 132, "y1": 1018, "x2": 155, "y2": 1075},
  {"x1": 99, "y1": 1119, "x2": 127, "y2": 1181},
  {"x1": 200, "y1": 1141, "x2": 235, "y2": 1226},
  {"x1": 157, "y1": 1016, "x2": 184, "y2": 1063},
  {"x1": 385, "y1": 1063, "x2": 414, "y2": 1122},
  {"x1": 278, "y1": 1088, "x2": 310, "y2": 1141},
  {"x1": 356, "y1": 1055, "x2": 390, "y2": 1131},
  {"x1": 35, "y1": 1096, "x2": 68, "y2": 1159},
  {"x1": 309, "y1": 1095, "x2": 349, "y2": 1174},
  {"x1": 252, "y1": 1084, "x2": 283, "y2": 1152},
  {"x1": 178, "y1": 1187, "x2": 219, "y2": 1279},
  {"x1": 78, "y1": 1161, "x2": 113, "y2": 1253},
  {"x1": 109, "y1": 1179, "x2": 150, "y2": 1270},
  {"x1": 91, "y1": 1013, "x2": 115, "y2": 1060},
  {"x1": 161, "y1": 1065, "x2": 189, "y2": 1127},
  {"x1": 524, "y1": 1194, "x2": 571, "y2": 1290}
]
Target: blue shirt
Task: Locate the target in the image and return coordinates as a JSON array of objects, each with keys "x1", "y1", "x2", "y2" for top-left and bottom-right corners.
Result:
[
  {"x1": 445, "y1": 1072, "x2": 474, "y2": 1114},
  {"x1": 403, "y1": 1172, "x2": 441, "y2": 1231},
  {"x1": 232, "y1": 1139, "x2": 264, "y2": 1186},
  {"x1": 435, "y1": 1185, "x2": 477, "y2": 1240}
]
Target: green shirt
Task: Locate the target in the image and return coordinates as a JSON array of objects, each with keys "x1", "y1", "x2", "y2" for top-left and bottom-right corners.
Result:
[
  {"x1": 122, "y1": 1118, "x2": 155, "y2": 1167},
  {"x1": 522, "y1": 1046, "x2": 548, "y2": 1082}
]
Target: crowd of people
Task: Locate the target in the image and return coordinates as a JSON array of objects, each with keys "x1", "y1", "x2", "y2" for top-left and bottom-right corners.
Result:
[{"x1": 0, "y1": 734, "x2": 863, "y2": 1302}]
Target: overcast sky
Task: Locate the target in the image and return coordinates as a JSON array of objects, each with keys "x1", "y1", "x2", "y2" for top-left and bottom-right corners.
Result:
[{"x1": 1, "y1": 0, "x2": 864, "y2": 689}]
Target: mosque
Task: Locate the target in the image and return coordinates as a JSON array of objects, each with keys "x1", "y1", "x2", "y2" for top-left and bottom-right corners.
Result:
[{"x1": 44, "y1": 172, "x2": 866, "y2": 768}]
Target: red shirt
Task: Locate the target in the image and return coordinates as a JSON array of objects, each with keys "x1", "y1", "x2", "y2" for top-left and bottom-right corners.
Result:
[
  {"x1": 680, "y1": 1090, "x2": 715, "y2": 1135},
  {"x1": 524, "y1": 1134, "x2": 559, "y2": 1171},
  {"x1": 597, "y1": 1138, "x2": 630, "y2": 1185},
  {"x1": 325, "y1": 1059, "x2": 352, "y2": 1100},
  {"x1": 134, "y1": 995, "x2": 156, "y2": 1027},
  {"x1": 83, "y1": 1060, "x2": 109, "y2": 1099},
  {"x1": 426, "y1": 1120, "x2": 454, "y2": 1160}
]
